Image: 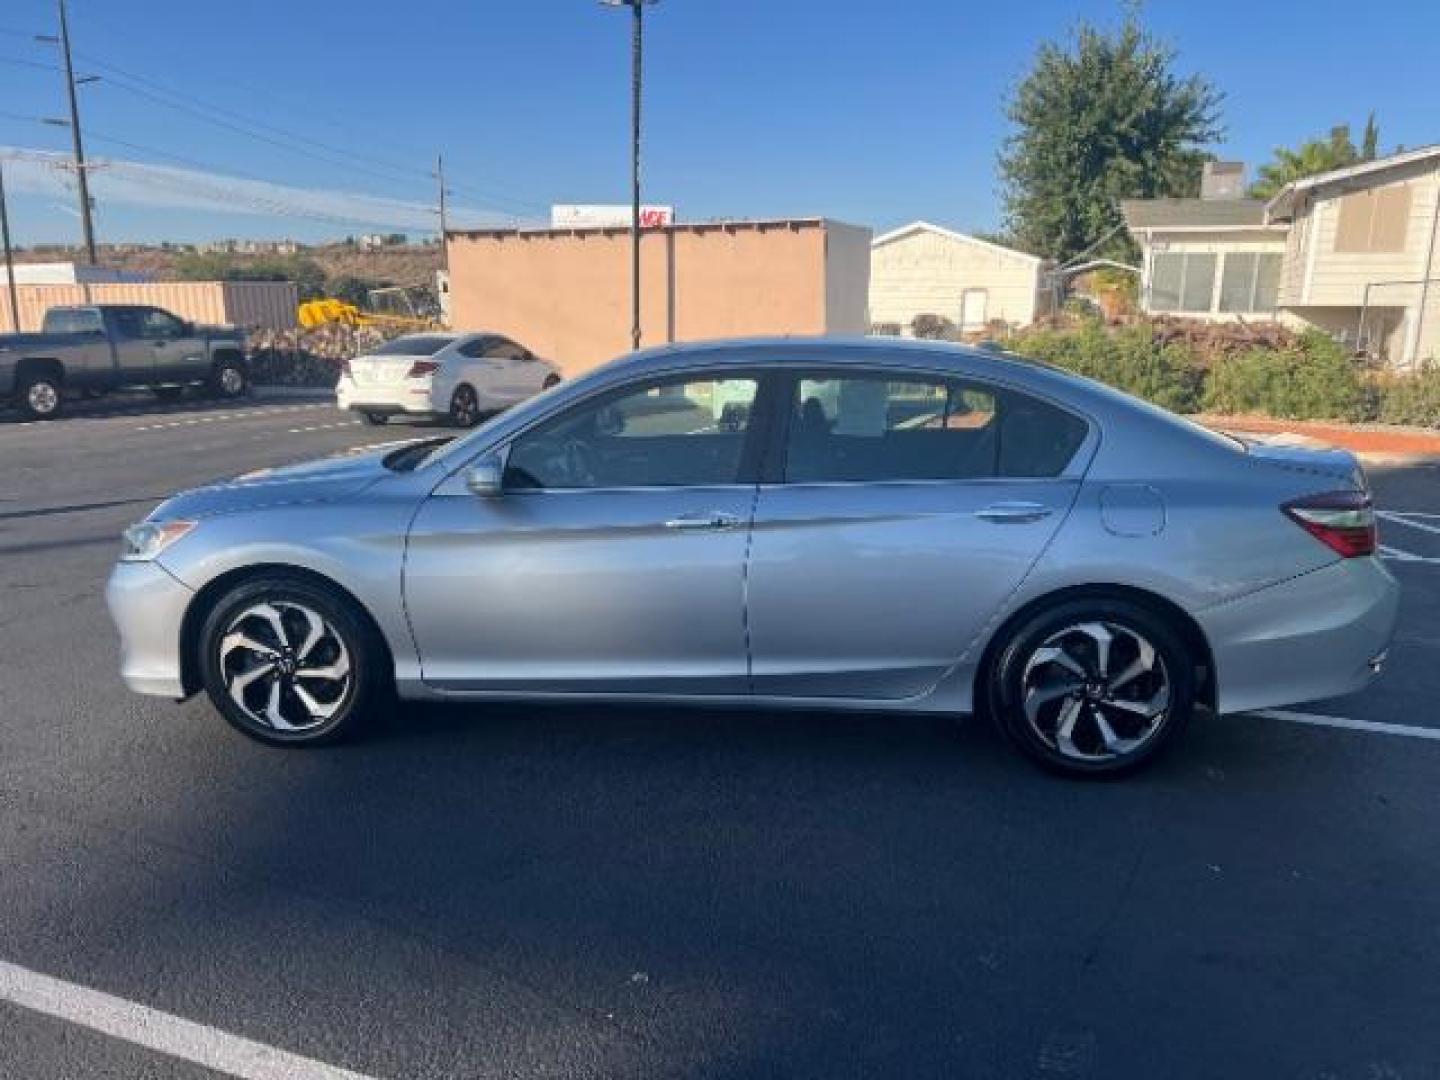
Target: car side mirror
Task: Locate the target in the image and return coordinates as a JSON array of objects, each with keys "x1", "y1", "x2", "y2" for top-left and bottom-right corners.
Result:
[{"x1": 464, "y1": 455, "x2": 505, "y2": 497}]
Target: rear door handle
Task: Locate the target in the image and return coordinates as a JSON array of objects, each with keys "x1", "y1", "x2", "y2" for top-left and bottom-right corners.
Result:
[
  {"x1": 664, "y1": 511, "x2": 741, "y2": 531},
  {"x1": 975, "y1": 502, "x2": 1053, "y2": 524}
]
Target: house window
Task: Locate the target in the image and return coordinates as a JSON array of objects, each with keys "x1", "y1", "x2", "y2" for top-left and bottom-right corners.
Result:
[
  {"x1": 1218, "y1": 252, "x2": 1283, "y2": 313},
  {"x1": 1334, "y1": 184, "x2": 1412, "y2": 253},
  {"x1": 1150, "y1": 252, "x2": 1217, "y2": 313}
]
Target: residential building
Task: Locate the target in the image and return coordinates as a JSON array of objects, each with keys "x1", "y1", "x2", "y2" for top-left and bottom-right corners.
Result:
[
  {"x1": 445, "y1": 218, "x2": 872, "y2": 375},
  {"x1": 1124, "y1": 151, "x2": 1440, "y2": 367},
  {"x1": 868, "y1": 221, "x2": 1047, "y2": 333}
]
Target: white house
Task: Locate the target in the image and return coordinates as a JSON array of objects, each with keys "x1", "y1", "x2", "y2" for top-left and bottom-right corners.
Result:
[
  {"x1": 1124, "y1": 149, "x2": 1440, "y2": 367},
  {"x1": 868, "y1": 221, "x2": 1047, "y2": 334}
]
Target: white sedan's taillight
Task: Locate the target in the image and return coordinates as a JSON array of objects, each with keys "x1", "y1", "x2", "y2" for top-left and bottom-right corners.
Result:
[
  {"x1": 1283, "y1": 491, "x2": 1377, "y2": 558},
  {"x1": 407, "y1": 360, "x2": 441, "y2": 378}
]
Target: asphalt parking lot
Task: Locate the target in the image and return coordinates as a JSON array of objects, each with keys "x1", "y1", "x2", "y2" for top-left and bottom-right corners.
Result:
[{"x1": 1, "y1": 390, "x2": 1438, "y2": 1079}]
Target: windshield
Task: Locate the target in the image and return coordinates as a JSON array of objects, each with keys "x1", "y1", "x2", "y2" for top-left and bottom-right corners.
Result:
[{"x1": 370, "y1": 335, "x2": 455, "y2": 357}]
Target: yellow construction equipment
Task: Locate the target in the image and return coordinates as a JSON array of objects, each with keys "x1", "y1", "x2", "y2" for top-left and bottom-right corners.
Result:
[{"x1": 297, "y1": 298, "x2": 437, "y2": 332}]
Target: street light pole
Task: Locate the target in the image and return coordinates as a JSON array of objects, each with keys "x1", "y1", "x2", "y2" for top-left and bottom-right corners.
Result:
[
  {"x1": 0, "y1": 161, "x2": 20, "y2": 331},
  {"x1": 55, "y1": 0, "x2": 97, "y2": 264},
  {"x1": 603, "y1": 0, "x2": 657, "y2": 351}
]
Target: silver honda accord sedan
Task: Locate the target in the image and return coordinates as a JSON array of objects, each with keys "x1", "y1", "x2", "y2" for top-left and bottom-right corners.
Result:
[{"x1": 106, "y1": 337, "x2": 1398, "y2": 776}]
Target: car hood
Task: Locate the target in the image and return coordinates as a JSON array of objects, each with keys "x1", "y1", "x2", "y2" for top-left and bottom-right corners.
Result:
[{"x1": 149, "y1": 443, "x2": 401, "y2": 521}]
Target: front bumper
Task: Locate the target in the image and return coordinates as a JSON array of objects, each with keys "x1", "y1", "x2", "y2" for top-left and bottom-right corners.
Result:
[
  {"x1": 1199, "y1": 556, "x2": 1399, "y2": 715},
  {"x1": 105, "y1": 560, "x2": 195, "y2": 699},
  {"x1": 336, "y1": 376, "x2": 437, "y2": 416}
]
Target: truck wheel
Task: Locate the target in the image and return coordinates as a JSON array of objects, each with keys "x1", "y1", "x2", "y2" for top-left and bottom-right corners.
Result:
[
  {"x1": 210, "y1": 358, "x2": 248, "y2": 399},
  {"x1": 18, "y1": 371, "x2": 64, "y2": 420}
]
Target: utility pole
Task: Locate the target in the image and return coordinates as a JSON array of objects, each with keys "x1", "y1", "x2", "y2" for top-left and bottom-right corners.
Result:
[
  {"x1": 55, "y1": 0, "x2": 97, "y2": 264},
  {"x1": 435, "y1": 153, "x2": 449, "y2": 272},
  {"x1": 602, "y1": 0, "x2": 657, "y2": 351},
  {"x1": 0, "y1": 161, "x2": 19, "y2": 331}
]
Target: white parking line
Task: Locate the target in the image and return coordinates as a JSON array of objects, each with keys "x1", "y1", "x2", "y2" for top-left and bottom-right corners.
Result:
[
  {"x1": 287, "y1": 422, "x2": 362, "y2": 434},
  {"x1": 1252, "y1": 708, "x2": 1440, "y2": 741},
  {"x1": 0, "y1": 959, "x2": 378, "y2": 1079},
  {"x1": 1378, "y1": 511, "x2": 1440, "y2": 536}
]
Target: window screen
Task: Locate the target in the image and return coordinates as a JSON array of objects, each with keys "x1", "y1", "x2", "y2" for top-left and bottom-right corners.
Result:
[
  {"x1": 784, "y1": 375, "x2": 1085, "y2": 483},
  {"x1": 1150, "y1": 252, "x2": 1216, "y2": 313},
  {"x1": 1179, "y1": 254, "x2": 1217, "y2": 312},
  {"x1": 1218, "y1": 252, "x2": 1282, "y2": 313}
]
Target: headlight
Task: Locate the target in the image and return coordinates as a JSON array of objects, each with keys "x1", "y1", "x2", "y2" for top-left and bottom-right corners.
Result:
[{"x1": 120, "y1": 520, "x2": 198, "y2": 562}]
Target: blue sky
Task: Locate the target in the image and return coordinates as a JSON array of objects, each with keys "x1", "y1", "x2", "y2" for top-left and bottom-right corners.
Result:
[{"x1": 1, "y1": 0, "x2": 1436, "y2": 246}]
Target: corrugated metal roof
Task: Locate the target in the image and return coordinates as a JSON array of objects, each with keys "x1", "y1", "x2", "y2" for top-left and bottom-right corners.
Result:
[{"x1": 1121, "y1": 198, "x2": 1271, "y2": 232}]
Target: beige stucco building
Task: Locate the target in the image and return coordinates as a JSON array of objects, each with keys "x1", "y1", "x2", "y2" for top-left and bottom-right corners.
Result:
[
  {"x1": 868, "y1": 221, "x2": 1046, "y2": 333},
  {"x1": 1124, "y1": 147, "x2": 1440, "y2": 368},
  {"x1": 444, "y1": 217, "x2": 872, "y2": 376}
]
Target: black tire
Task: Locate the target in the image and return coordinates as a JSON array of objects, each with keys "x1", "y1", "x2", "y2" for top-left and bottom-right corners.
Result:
[
  {"x1": 209, "y1": 357, "x2": 249, "y2": 399},
  {"x1": 17, "y1": 369, "x2": 64, "y2": 420},
  {"x1": 198, "y1": 575, "x2": 390, "y2": 747},
  {"x1": 152, "y1": 385, "x2": 185, "y2": 402},
  {"x1": 542, "y1": 373, "x2": 562, "y2": 390},
  {"x1": 989, "y1": 598, "x2": 1195, "y2": 778},
  {"x1": 448, "y1": 384, "x2": 481, "y2": 427},
  {"x1": 360, "y1": 411, "x2": 389, "y2": 426}
]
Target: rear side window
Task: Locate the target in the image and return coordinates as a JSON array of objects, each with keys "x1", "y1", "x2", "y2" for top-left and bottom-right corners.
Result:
[
  {"x1": 43, "y1": 308, "x2": 103, "y2": 334},
  {"x1": 783, "y1": 374, "x2": 1087, "y2": 483}
]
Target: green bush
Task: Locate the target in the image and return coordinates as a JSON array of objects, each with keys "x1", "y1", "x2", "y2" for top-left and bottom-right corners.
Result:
[
  {"x1": 1011, "y1": 321, "x2": 1204, "y2": 413},
  {"x1": 1204, "y1": 331, "x2": 1363, "y2": 420},
  {"x1": 1375, "y1": 367, "x2": 1440, "y2": 427}
]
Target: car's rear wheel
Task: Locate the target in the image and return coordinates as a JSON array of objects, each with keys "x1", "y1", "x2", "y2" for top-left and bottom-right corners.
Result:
[
  {"x1": 360, "y1": 411, "x2": 388, "y2": 426},
  {"x1": 990, "y1": 598, "x2": 1194, "y2": 777},
  {"x1": 198, "y1": 576, "x2": 388, "y2": 747},
  {"x1": 18, "y1": 370, "x2": 64, "y2": 420},
  {"x1": 542, "y1": 373, "x2": 561, "y2": 390},
  {"x1": 448, "y1": 384, "x2": 481, "y2": 427},
  {"x1": 210, "y1": 358, "x2": 248, "y2": 399}
]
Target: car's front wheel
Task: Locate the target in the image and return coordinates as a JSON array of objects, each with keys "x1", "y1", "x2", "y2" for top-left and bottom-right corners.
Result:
[
  {"x1": 18, "y1": 370, "x2": 64, "y2": 420},
  {"x1": 990, "y1": 598, "x2": 1194, "y2": 777},
  {"x1": 198, "y1": 575, "x2": 388, "y2": 746}
]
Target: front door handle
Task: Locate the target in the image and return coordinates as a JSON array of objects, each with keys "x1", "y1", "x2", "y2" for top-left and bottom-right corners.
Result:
[
  {"x1": 975, "y1": 502, "x2": 1053, "y2": 524},
  {"x1": 664, "y1": 511, "x2": 741, "y2": 531}
]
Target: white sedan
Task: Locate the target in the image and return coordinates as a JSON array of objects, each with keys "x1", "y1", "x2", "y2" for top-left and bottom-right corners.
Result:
[{"x1": 336, "y1": 332, "x2": 562, "y2": 427}]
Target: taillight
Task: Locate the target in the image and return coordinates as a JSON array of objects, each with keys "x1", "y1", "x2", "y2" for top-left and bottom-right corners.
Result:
[
  {"x1": 407, "y1": 360, "x2": 440, "y2": 378},
  {"x1": 1283, "y1": 490, "x2": 1376, "y2": 558}
]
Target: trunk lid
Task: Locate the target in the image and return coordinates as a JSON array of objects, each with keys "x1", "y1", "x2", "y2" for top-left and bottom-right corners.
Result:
[
  {"x1": 1241, "y1": 439, "x2": 1367, "y2": 491},
  {"x1": 350, "y1": 355, "x2": 419, "y2": 385}
]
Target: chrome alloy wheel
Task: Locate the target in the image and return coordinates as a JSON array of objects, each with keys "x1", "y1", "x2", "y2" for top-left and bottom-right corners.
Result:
[
  {"x1": 27, "y1": 381, "x2": 60, "y2": 415},
  {"x1": 1019, "y1": 621, "x2": 1171, "y2": 763},
  {"x1": 219, "y1": 601, "x2": 352, "y2": 732},
  {"x1": 218, "y1": 365, "x2": 245, "y2": 395}
]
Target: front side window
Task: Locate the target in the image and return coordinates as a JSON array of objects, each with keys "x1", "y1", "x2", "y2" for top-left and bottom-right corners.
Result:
[
  {"x1": 110, "y1": 309, "x2": 146, "y2": 340},
  {"x1": 784, "y1": 374, "x2": 1086, "y2": 483},
  {"x1": 504, "y1": 375, "x2": 760, "y2": 490},
  {"x1": 141, "y1": 308, "x2": 185, "y2": 338}
]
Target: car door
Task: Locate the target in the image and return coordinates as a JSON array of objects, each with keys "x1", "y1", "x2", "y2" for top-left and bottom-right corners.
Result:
[
  {"x1": 484, "y1": 338, "x2": 541, "y2": 405},
  {"x1": 745, "y1": 368, "x2": 1091, "y2": 700},
  {"x1": 107, "y1": 308, "x2": 155, "y2": 386},
  {"x1": 404, "y1": 370, "x2": 770, "y2": 694},
  {"x1": 140, "y1": 308, "x2": 207, "y2": 382}
]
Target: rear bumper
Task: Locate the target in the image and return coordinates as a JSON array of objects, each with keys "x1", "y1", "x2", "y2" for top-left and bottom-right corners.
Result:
[
  {"x1": 336, "y1": 376, "x2": 436, "y2": 415},
  {"x1": 105, "y1": 560, "x2": 194, "y2": 699},
  {"x1": 1199, "y1": 556, "x2": 1399, "y2": 715}
]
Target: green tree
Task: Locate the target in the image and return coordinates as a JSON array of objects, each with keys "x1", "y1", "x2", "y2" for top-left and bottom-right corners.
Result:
[
  {"x1": 999, "y1": 13, "x2": 1223, "y2": 262},
  {"x1": 1248, "y1": 121, "x2": 1377, "y2": 200},
  {"x1": 174, "y1": 252, "x2": 327, "y2": 300}
]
